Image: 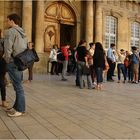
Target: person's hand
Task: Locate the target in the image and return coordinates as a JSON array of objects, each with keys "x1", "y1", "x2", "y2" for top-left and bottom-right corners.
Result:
[{"x1": 86, "y1": 63, "x2": 89, "y2": 68}]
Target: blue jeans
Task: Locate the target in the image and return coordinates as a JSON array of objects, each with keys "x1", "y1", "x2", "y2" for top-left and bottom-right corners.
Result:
[
  {"x1": 7, "y1": 62, "x2": 25, "y2": 112},
  {"x1": 117, "y1": 63, "x2": 126, "y2": 81},
  {"x1": 95, "y1": 67, "x2": 103, "y2": 84}
]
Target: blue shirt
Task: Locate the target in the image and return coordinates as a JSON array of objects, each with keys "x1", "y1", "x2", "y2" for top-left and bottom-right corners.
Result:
[
  {"x1": 107, "y1": 48, "x2": 115, "y2": 62},
  {"x1": 131, "y1": 53, "x2": 139, "y2": 64}
]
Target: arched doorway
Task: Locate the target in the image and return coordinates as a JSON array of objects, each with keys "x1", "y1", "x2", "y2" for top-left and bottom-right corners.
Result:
[{"x1": 44, "y1": 2, "x2": 76, "y2": 51}]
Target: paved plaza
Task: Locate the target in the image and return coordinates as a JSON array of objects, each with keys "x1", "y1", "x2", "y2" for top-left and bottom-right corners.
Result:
[{"x1": 1, "y1": 73, "x2": 140, "y2": 139}]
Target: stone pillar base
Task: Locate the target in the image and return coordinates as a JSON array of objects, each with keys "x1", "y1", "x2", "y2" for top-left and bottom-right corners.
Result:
[{"x1": 33, "y1": 53, "x2": 49, "y2": 74}]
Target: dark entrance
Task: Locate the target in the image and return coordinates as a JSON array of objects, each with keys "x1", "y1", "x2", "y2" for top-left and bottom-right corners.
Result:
[{"x1": 60, "y1": 24, "x2": 76, "y2": 48}]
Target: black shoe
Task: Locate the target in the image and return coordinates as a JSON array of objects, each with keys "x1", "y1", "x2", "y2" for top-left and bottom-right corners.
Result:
[
  {"x1": 107, "y1": 79, "x2": 114, "y2": 82},
  {"x1": 61, "y1": 78, "x2": 67, "y2": 81}
]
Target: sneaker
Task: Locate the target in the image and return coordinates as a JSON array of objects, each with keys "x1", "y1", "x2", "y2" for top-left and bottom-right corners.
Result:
[
  {"x1": 107, "y1": 79, "x2": 114, "y2": 82},
  {"x1": 7, "y1": 111, "x2": 25, "y2": 117}
]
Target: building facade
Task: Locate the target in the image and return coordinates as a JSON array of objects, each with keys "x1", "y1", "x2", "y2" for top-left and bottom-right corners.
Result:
[{"x1": 0, "y1": 0, "x2": 140, "y2": 73}]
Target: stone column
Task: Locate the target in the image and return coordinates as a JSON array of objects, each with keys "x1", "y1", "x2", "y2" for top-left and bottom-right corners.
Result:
[
  {"x1": 86, "y1": 1, "x2": 93, "y2": 46},
  {"x1": 0, "y1": 1, "x2": 4, "y2": 30},
  {"x1": 95, "y1": 3, "x2": 103, "y2": 43},
  {"x1": 22, "y1": 1, "x2": 32, "y2": 41},
  {"x1": 35, "y1": 0, "x2": 44, "y2": 53}
]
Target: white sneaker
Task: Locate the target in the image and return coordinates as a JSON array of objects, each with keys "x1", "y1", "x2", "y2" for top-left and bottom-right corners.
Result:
[{"x1": 7, "y1": 111, "x2": 25, "y2": 117}]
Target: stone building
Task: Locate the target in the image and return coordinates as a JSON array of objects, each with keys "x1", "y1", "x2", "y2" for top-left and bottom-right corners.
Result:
[{"x1": 0, "y1": 0, "x2": 140, "y2": 73}]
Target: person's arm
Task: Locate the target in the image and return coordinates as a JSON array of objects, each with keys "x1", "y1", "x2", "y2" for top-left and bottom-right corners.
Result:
[{"x1": 4, "y1": 30, "x2": 15, "y2": 63}]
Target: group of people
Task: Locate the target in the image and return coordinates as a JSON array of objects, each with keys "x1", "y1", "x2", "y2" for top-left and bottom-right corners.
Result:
[
  {"x1": 49, "y1": 40, "x2": 107, "y2": 90},
  {"x1": 49, "y1": 40, "x2": 140, "y2": 90}
]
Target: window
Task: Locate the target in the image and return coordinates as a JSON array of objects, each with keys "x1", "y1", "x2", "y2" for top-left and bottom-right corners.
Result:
[
  {"x1": 105, "y1": 16, "x2": 117, "y2": 48},
  {"x1": 131, "y1": 22, "x2": 140, "y2": 48}
]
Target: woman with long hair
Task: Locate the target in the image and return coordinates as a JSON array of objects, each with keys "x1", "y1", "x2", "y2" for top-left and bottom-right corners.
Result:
[{"x1": 93, "y1": 42, "x2": 105, "y2": 90}]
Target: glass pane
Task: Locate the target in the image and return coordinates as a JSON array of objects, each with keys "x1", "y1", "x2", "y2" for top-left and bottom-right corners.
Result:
[{"x1": 105, "y1": 16, "x2": 117, "y2": 48}]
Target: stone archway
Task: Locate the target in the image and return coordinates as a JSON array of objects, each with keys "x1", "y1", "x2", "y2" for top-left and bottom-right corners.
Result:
[{"x1": 44, "y1": 1, "x2": 76, "y2": 51}]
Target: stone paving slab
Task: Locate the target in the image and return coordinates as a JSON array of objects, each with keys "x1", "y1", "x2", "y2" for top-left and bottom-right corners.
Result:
[{"x1": 1, "y1": 74, "x2": 140, "y2": 139}]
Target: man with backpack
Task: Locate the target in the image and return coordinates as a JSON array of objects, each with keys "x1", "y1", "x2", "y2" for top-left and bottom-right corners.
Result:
[{"x1": 4, "y1": 13, "x2": 27, "y2": 117}]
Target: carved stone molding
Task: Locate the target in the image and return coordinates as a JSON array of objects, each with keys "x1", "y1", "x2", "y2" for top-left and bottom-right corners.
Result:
[{"x1": 45, "y1": 2, "x2": 76, "y2": 25}]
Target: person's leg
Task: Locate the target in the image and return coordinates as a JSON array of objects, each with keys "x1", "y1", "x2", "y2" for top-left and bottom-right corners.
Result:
[
  {"x1": 0, "y1": 76, "x2": 8, "y2": 107},
  {"x1": 7, "y1": 62, "x2": 25, "y2": 113},
  {"x1": 117, "y1": 64, "x2": 121, "y2": 82},
  {"x1": 61, "y1": 60, "x2": 68, "y2": 80},
  {"x1": 107, "y1": 59, "x2": 113, "y2": 80},
  {"x1": 121, "y1": 64, "x2": 126, "y2": 82},
  {"x1": 77, "y1": 62, "x2": 84, "y2": 89},
  {"x1": 130, "y1": 64, "x2": 134, "y2": 82},
  {"x1": 28, "y1": 62, "x2": 34, "y2": 81},
  {"x1": 75, "y1": 63, "x2": 80, "y2": 86},
  {"x1": 87, "y1": 74, "x2": 92, "y2": 89},
  {"x1": 112, "y1": 62, "x2": 116, "y2": 76}
]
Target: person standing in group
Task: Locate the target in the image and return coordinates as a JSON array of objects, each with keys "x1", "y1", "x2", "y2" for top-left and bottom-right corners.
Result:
[
  {"x1": 0, "y1": 29, "x2": 8, "y2": 108},
  {"x1": 23, "y1": 42, "x2": 35, "y2": 83},
  {"x1": 93, "y1": 42, "x2": 105, "y2": 90},
  {"x1": 4, "y1": 13, "x2": 27, "y2": 117},
  {"x1": 88, "y1": 42, "x2": 95, "y2": 85},
  {"x1": 61, "y1": 43, "x2": 70, "y2": 81},
  {"x1": 107, "y1": 43, "x2": 116, "y2": 81},
  {"x1": 49, "y1": 44, "x2": 58, "y2": 75},
  {"x1": 131, "y1": 46, "x2": 139, "y2": 84},
  {"x1": 76, "y1": 40, "x2": 93, "y2": 89},
  {"x1": 116, "y1": 49, "x2": 126, "y2": 83}
]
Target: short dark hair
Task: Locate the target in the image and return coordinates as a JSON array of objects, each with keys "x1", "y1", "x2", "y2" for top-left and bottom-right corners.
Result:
[
  {"x1": 110, "y1": 43, "x2": 115, "y2": 48},
  {"x1": 7, "y1": 13, "x2": 20, "y2": 25},
  {"x1": 131, "y1": 46, "x2": 137, "y2": 51},
  {"x1": 89, "y1": 42, "x2": 94, "y2": 47}
]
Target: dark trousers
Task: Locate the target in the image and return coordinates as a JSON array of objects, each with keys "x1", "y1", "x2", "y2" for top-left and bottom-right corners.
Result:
[
  {"x1": 112, "y1": 62, "x2": 116, "y2": 76},
  {"x1": 28, "y1": 62, "x2": 34, "y2": 81},
  {"x1": 51, "y1": 61, "x2": 57, "y2": 74},
  {"x1": 90, "y1": 65, "x2": 95, "y2": 83},
  {"x1": 107, "y1": 58, "x2": 115, "y2": 80},
  {"x1": 117, "y1": 64, "x2": 126, "y2": 81},
  {"x1": 125, "y1": 65, "x2": 132, "y2": 81},
  {"x1": 0, "y1": 75, "x2": 6, "y2": 101}
]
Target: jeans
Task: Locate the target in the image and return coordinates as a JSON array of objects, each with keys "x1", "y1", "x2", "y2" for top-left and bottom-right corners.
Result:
[
  {"x1": 62, "y1": 60, "x2": 68, "y2": 79},
  {"x1": 0, "y1": 75, "x2": 6, "y2": 101},
  {"x1": 28, "y1": 62, "x2": 34, "y2": 80},
  {"x1": 95, "y1": 67, "x2": 103, "y2": 84},
  {"x1": 77, "y1": 61, "x2": 92, "y2": 89},
  {"x1": 117, "y1": 63, "x2": 126, "y2": 81},
  {"x1": 7, "y1": 62, "x2": 25, "y2": 112}
]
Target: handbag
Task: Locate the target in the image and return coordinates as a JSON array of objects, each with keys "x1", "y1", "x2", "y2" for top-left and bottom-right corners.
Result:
[
  {"x1": 83, "y1": 65, "x2": 90, "y2": 75},
  {"x1": 14, "y1": 48, "x2": 39, "y2": 71},
  {"x1": 32, "y1": 48, "x2": 39, "y2": 62}
]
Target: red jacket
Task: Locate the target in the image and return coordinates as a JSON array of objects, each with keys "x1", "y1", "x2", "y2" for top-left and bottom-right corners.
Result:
[{"x1": 61, "y1": 46, "x2": 69, "y2": 60}]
